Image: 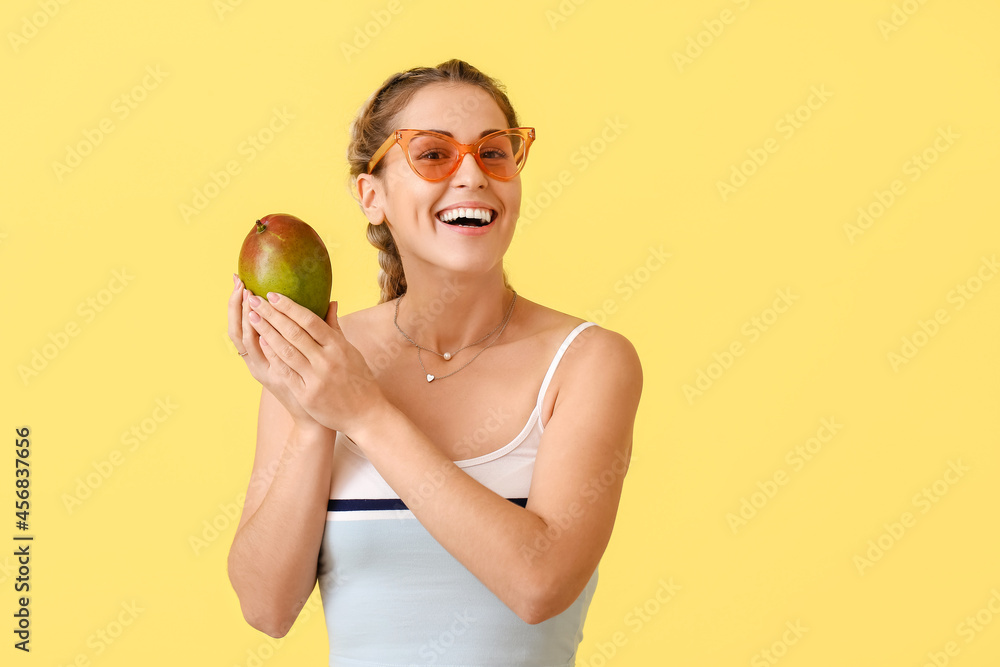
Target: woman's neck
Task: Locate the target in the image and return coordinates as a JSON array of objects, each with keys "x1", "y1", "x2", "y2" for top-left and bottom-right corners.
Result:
[{"x1": 394, "y1": 277, "x2": 515, "y2": 354}]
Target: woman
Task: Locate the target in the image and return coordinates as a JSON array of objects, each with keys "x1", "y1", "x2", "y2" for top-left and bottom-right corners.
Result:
[{"x1": 226, "y1": 59, "x2": 643, "y2": 666}]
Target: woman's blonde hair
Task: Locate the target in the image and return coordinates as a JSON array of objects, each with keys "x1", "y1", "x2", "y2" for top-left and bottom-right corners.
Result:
[{"x1": 347, "y1": 59, "x2": 517, "y2": 304}]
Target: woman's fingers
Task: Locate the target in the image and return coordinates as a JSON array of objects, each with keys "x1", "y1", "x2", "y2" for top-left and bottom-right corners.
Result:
[
  {"x1": 230, "y1": 277, "x2": 264, "y2": 366},
  {"x1": 241, "y1": 286, "x2": 266, "y2": 367},
  {"x1": 247, "y1": 298, "x2": 311, "y2": 379},
  {"x1": 227, "y1": 275, "x2": 247, "y2": 352},
  {"x1": 251, "y1": 292, "x2": 331, "y2": 350},
  {"x1": 229, "y1": 276, "x2": 316, "y2": 427}
]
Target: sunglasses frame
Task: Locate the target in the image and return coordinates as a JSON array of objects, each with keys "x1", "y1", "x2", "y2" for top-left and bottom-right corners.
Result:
[{"x1": 366, "y1": 127, "x2": 535, "y2": 182}]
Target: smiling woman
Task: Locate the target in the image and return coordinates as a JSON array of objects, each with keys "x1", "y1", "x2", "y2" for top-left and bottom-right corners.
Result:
[{"x1": 225, "y1": 59, "x2": 643, "y2": 666}]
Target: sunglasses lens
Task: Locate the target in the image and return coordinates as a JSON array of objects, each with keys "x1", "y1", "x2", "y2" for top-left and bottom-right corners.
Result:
[
  {"x1": 479, "y1": 132, "x2": 526, "y2": 179},
  {"x1": 406, "y1": 131, "x2": 529, "y2": 180},
  {"x1": 407, "y1": 134, "x2": 460, "y2": 180}
]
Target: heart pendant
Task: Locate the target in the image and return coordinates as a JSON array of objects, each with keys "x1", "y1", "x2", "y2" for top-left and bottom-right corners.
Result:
[{"x1": 426, "y1": 374, "x2": 435, "y2": 382}]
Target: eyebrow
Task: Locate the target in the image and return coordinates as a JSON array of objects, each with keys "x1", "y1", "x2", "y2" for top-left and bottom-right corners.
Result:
[{"x1": 427, "y1": 129, "x2": 504, "y2": 139}]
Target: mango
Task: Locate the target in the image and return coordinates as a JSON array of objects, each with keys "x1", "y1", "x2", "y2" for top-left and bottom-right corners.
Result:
[{"x1": 238, "y1": 213, "x2": 333, "y2": 319}]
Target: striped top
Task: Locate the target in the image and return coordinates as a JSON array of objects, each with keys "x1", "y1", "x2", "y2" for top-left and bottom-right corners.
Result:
[{"x1": 316, "y1": 321, "x2": 600, "y2": 667}]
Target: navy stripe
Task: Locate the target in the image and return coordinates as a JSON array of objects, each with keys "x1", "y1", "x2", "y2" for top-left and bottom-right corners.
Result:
[
  {"x1": 329, "y1": 497, "x2": 527, "y2": 511},
  {"x1": 329, "y1": 498, "x2": 408, "y2": 512}
]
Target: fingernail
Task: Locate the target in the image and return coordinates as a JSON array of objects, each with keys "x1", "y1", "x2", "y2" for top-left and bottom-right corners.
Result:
[
  {"x1": 249, "y1": 295, "x2": 261, "y2": 307},
  {"x1": 242, "y1": 289, "x2": 248, "y2": 303},
  {"x1": 232, "y1": 273, "x2": 238, "y2": 287},
  {"x1": 267, "y1": 292, "x2": 280, "y2": 303},
  {"x1": 248, "y1": 311, "x2": 260, "y2": 323}
]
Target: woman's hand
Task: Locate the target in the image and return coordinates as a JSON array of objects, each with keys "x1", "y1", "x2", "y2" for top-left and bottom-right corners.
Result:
[
  {"x1": 239, "y1": 283, "x2": 387, "y2": 436},
  {"x1": 227, "y1": 275, "x2": 321, "y2": 430}
]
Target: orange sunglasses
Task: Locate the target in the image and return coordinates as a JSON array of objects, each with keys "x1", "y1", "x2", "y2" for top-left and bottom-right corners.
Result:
[{"x1": 367, "y1": 128, "x2": 535, "y2": 182}]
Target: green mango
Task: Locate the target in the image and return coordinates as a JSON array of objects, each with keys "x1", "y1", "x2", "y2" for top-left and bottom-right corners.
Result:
[{"x1": 238, "y1": 213, "x2": 333, "y2": 319}]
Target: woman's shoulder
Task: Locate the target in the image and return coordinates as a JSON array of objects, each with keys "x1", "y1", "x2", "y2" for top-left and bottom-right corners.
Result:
[
  {"x1": 517, "y1": 297, "x2": 636, "y2": 354},
  {"x1": 509, "y1": 299, "x2": 642, "y2": 423}
]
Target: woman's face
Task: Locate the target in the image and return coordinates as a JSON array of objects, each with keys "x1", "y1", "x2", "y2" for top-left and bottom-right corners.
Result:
[{"x1": 357, "y1": 82, "x2": 522, "y2": 283}]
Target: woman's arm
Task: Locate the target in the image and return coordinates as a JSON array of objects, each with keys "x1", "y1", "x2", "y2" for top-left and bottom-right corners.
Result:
[
  {"x1": 226, "y1": 279, "x2": 338, "y2": 638},
  {"x1": 227, "y1": 387, "x2": 336, "y2": 638},
  {"x1": 350, "y1": 326, "x2": 642, "y2": 624}
]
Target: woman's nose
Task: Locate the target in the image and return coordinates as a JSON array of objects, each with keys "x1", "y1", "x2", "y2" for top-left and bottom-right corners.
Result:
[{"x1": 450, "y1": 151, "x2": 488, "y2": 187}]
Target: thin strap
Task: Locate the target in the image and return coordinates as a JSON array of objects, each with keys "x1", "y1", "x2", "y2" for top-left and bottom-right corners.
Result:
[{"x1": 535, "y1": 322, "x2": 598, "y2": 412}]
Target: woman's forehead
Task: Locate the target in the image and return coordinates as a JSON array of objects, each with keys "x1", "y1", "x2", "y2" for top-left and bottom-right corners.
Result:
[{"x1": 396, "y1": 83, "x2": 507, "y2": 131}]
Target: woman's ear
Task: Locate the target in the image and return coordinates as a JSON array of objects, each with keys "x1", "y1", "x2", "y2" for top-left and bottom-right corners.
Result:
[{"x1": 356, "y1": 172, "x2": 385, "y2": 225}]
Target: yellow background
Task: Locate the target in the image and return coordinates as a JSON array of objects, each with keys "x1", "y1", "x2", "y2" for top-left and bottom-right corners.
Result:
[{"x1": 3, "y1": 0, "x2": 999, "y2": 665}]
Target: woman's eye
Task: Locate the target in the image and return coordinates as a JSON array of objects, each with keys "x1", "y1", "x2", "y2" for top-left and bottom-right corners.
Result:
[{"x1": 481, "y1": 148, "x2": 508, "y2": 160}]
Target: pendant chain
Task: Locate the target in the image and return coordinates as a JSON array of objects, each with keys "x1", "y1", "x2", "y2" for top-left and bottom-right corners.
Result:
[{"x1": 393, "y1": 290, "x2": 517, "y2": 382}]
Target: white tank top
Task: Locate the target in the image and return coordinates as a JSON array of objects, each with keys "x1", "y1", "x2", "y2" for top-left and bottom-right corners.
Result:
[{"x1": 317, "y1": 321, "x2": 599, "y2": 666}]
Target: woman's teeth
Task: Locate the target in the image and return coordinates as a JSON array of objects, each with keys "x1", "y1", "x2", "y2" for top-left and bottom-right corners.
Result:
[{"x1": 437, "y1": 208, "x2": 494, "y2": 225}]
